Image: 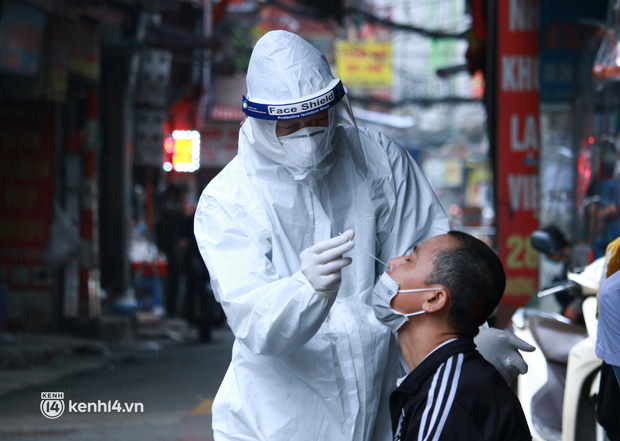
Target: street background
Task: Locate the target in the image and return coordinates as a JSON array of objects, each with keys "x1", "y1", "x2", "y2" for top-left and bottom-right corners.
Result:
[
  {"x1": 1, "y1": 0, "x2": 619, "y2": 439},
  {"x1": 0, "y1": 321, "x2": 233, "y2": 441}
]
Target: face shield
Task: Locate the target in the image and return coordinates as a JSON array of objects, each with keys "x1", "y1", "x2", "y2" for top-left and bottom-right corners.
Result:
[
  {"x1": 242, "y1": 78, "x2": 363, "y2": 175},
  {"x1": 238, "y1": 31, "x2": 365, "y2": 180}
]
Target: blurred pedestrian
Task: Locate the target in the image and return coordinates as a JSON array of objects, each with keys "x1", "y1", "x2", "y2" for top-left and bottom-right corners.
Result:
[
  {"x1": 585, "y1": 139, "x2": 620, "y2": 259},
  {"x1": 531, "y1": 225, "x2": 590, "y2": 322},
  {"x1": 595, "y1": 236, "x2": 620, "y2": 441},
  {"x1": 156, "y1": 183, "x2": 188, "y2": 317}
]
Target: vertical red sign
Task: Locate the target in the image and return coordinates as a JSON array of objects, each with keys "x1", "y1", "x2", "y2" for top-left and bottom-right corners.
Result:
[
  {"x1": 0, "y1": 110, "x2": 55, "y2": 290},
  {"x1": 497, "y1": 0, "x2": 540, "y2": 306}
]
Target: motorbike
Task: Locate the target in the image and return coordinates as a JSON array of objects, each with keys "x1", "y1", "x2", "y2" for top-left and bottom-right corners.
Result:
[{"x1": 511, "y1": 258, "x2": 605, "y2": 441}]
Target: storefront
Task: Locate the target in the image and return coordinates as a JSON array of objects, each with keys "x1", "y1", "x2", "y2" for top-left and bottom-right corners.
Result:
[
  {"x1": 0, "y1": 1, "x2": 104, "y2": 330},
  {"x1": 491, "y1": 0, "x2": 616, "y2": 321}
]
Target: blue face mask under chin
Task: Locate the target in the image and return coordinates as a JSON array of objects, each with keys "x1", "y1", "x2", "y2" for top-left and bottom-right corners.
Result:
[{"x1": 372, "y1": 272, "x2": 434, "y2": 333}]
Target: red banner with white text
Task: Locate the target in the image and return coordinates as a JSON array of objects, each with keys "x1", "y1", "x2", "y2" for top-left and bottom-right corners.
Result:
[{"x1": 496, "y1": 0, "x2": 540, "y2": 306}]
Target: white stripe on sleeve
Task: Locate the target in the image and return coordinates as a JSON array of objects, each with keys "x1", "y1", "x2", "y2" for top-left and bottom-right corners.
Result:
[{"x1": 417, "y1": 354, "x2": 464, "y2": 441}]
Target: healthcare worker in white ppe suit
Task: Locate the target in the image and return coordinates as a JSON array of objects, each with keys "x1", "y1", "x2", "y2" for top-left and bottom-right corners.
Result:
[{"x1": 195, "y1": 30, "x2": 533, "y2": 441}]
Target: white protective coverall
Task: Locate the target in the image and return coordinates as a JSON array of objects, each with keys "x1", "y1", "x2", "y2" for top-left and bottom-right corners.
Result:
[{"x1": 195, "y1": 30, "x2": 450, "y2": 441}]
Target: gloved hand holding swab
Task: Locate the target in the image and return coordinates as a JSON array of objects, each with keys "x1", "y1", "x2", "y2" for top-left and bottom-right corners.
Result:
[
  {"x1": 300, "y1": 230, "x2": 355, "y2": 295},
  {"x1": 338, "y1": 231, "x2": 389, "y2": 268}
]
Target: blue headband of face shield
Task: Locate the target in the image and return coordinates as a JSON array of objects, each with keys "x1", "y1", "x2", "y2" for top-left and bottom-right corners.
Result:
[{"x1": 242, "y1": 79, "x2": 345, "y2": 121}]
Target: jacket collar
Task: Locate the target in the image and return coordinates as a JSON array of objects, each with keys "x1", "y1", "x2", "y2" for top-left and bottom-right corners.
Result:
[{"x1": 397, "y1": 337, "x2": 476, "y2": 394}]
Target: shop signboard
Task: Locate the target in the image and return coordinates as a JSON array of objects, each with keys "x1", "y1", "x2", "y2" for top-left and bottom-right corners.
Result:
[
  {"x1": 0, "y1": 0, "x2": 47, "y2": 78},
  {"x1": 200, "y1": 121, "x2": 239, "y2": 167},
  {"x1": 539, "y1": 0, "x2": 608, "y2": 103},
  {"x1": 68, "y1": 21, "x2": 100, "y2": 81},
  {"x1": 422, "y1": 158, "x2": 464, "y2": 188},
  {"x1": 496, "y1": 0, "x2": 540, "y2": 306},
  {"x1": 0, "y1": 111, "x2": 54, "y2": 290},
  {"x1": 335, "y1": 41, "x2": 393, "y2": 89},
  {"x1": 163, "y1": 130, "x2": 200, "y2": 173},
  {"x1": 537, "y1": 0, "x2": 608, "y2": 243}
]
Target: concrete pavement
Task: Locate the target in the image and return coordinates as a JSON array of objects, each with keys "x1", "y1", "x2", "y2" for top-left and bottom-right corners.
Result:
[{"x1": 0, "y1": 315, "x2": 204, "y2": 398}]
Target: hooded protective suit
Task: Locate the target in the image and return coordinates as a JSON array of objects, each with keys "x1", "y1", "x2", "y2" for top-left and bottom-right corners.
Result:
[{"x1": 195, "y1": 30, "x2": 450, "y2": 441}]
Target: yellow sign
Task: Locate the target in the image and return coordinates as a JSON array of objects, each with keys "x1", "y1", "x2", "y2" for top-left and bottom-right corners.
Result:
[
  {"x1": 173, "y1": 138, "x2": 192, "y2": 168},
  {"x1": 335, "y1": 41, "x2": 392, "y2": 89},
  {"x1": 164, "y1": 130, "x2": 200, "y2": 173}
]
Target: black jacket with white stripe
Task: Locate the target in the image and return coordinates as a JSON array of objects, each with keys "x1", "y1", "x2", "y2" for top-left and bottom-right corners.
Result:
[{"x1": 389, "y1": 337, "x2": 531, "y2": 441}]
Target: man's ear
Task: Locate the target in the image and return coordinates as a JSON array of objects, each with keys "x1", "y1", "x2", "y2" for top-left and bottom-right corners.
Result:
[{"x1": 422, "y1": 286, "x2": 450, "y2": 313}]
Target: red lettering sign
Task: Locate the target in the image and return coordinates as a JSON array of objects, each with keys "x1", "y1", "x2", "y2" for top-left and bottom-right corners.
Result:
[{"x1": 497, "y1": 0, "x2": 540, "y2": 306}]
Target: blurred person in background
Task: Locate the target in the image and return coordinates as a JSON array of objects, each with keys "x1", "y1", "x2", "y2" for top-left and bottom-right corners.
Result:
[
  {"x1": 530, "y1": 225, "x2": 590, "y2": 323},
  {"x1": 586, "y1": 138, "x2": 620, "y2": 259},
  {"x1": 595, "y1": 236, "x2": 620, "y2": 441},
  {"x1": 156, "y1": 183, "x2": 189, "y2": 317}
]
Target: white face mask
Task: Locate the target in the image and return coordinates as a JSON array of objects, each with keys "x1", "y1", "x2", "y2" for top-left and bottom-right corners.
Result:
[
  {"x1": 278, "y1": 126, "x2": 329, "y2": 168},
  {"x1": 372, "y1": 272, "x2": 433, "y2": 334}
]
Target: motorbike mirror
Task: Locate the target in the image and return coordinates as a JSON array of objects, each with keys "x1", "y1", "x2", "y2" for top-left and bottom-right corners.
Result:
[{"x1": 530, "y1": 230, "x2": 558, "y2": 255}]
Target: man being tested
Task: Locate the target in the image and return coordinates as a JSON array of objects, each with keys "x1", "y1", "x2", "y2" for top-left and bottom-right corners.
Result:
[
  {"x1": 195, "y1": 30, "x2": 532, "y2": 441},
  {"x1": 374, "y1": 231, "x2": 531, "y2": 441},
  {"x1": 595, "y1": 236, "x2": 620, "y2": 441}
]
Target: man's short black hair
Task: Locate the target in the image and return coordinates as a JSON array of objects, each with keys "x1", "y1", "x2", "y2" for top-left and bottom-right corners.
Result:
[{"x1": 425, "y1": 231, "x2": 506, "y2": 337}]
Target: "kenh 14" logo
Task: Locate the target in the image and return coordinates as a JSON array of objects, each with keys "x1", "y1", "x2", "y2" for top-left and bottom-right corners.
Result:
[{"x1": 40, "y1": 392, "x2": 65, "y2": 419}]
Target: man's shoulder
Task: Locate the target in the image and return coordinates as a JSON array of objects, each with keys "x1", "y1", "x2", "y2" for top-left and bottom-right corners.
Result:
[
  {"x1": 393, "y1": 343, "x2": 530, "y2": 441},
  {"x1": 457, "y1": 349, "x2": 514, "y2": 393},
  {"x1": 204, "y1": 157, "x2": 245, "y2": 192},
  {"x1": 199, "y1": 157, "x2": 255, "y2": 210},
  {"x1": 600, "y1": 271, "x2": 620, "y2": 310},
  {"x1": 457, "y1": 353, "x2": 529, "y2": 420},
  {"x1": 413, "y1": 342, "x2": 520, "y2": 415},
  {"x1": 602, "y1": 269, "x2": 620, "y2": 289},
  {"x1": 209, "y1": 156, "x2": 244, "y2": 180},
  {"x1": 357, "y1": 126, "x2": 402, "y2": 154},
  {"x1": 443, "y1": 352, "x2": 530, "y2": 440},
  {"x1": 354, "y1": 126, "x2": 418, "y2": 178}
]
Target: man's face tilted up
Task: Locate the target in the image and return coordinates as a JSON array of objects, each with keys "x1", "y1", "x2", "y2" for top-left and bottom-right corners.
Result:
[{"x1": 387, "y1": 234, "x2": 456, "y2": 315}]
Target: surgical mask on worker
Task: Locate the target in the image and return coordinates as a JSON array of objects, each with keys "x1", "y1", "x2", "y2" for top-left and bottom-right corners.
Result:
[
  {"x1": 278, "y1": 126, "x2": 329, "y2": 168},
  {"x1": 372, "y1": 272, "x2": 431, "y2": 334}
]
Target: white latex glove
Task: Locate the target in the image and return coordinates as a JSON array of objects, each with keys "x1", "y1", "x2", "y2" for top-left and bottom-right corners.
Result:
[
  {"x1": 475, "y1": 327, "x2": 536, "y2": 383},
  {"x1": 300, "y1": 230, "x2": 355, "y2": 297}
]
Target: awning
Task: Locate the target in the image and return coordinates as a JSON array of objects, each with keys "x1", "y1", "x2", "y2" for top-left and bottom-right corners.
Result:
[{"x1": 210, "y1": 105, "x2": 244, "y2": 121}]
